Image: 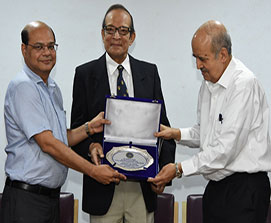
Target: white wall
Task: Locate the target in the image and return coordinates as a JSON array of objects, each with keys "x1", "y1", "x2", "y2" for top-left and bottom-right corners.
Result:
[{"x1": 0, "y1": 0, "x2": 271, "y2": 222}]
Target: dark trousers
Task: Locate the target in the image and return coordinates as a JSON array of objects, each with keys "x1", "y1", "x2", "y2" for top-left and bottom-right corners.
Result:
[
  {"x1": 203, "y1": 172, "x2": 270, "y2": 223},
  {"x1": 0, "y1": 185, "x2": 60, "y2": 223}
]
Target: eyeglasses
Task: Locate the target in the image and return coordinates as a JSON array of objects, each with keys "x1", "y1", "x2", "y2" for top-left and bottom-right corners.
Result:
[
  {"x1": 103, "y1": 25, "x2": 131, "y2": 36},
  {"x1": 27, "y1": 43, "x2": 58, "y2": 52}
]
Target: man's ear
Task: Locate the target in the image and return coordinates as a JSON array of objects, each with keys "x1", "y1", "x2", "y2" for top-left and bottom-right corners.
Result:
[
  {"x1": 101, "y1": 29, "x2": 105, "y2": 42},
  {"x1": 21, "y1": 43, "x2": 27, "y2": 57},
  {"x1": 219, "y1": 47, "x2": 229, "y2": 63},
  {"x1": 129, "y1": 32, "x2": 136, "y2": 46}
]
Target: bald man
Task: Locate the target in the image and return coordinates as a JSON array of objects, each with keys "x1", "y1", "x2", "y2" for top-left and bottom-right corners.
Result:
[
  {"x1": 148, "y1": 20, "x2": 271, "y2": 223},
  {"x1": 0, "y1": 21, "x2": 125, "y2": 223}
]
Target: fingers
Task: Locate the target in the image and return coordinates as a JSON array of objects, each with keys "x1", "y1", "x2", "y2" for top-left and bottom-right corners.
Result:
[
  {"x1": 116, "y1": 172, "x2": 127, "y2": 181},
  {"x1": 97, "y1": 112, "x2": 111, "y2": 125},
  {"x1": 147, "y1": 163, "x2": 176, "y2": 186},
  {"x1": 92, "y1": 153, "x2": 100, "y2": 165},
  {"x1": 97, "y1": 111, "x2": 104, "y2": 117},
  {"x1": 95, "y1": 111, "x2": 105, "y2": 120},
  {"x1": 89, "y1": 143, "x2": 104, "y2": 165},
  {"x1": 96, "y1": 111, "x2": 110, "y2": 124},
  {"x1": 107, "y1": 170, "x2": 126, "y2": 184},
  {"x1": 155, "y1": 128, "x2": 178, "y2": 140},
  {"x1": 160, "y1": 124, "x2": 167, "y2": 131},
  {"x1": 90, "y1": 148, "x2": 100, "y2": 165},
  {"x1": 111, "y1": 177, "x2": 120, "y2": 184},
  {"x1": 154, "y1": 131, "x2": 163, "y2": 138},
  {"x1": 111, "y1": 177, "x2": 122, "y2": 184},
  {"x1": 150, "y1": 183, "x2": 165, "y2": 194},
  {"x1": 154, "y1": 124, "x2": 170, "y2": 138},
  {"x1": 147, "y1": 176, "x2": 164, "y2": 186},
  {"x1": 97, "y1": 147, "x2": 104, "y2": 158},
  {"x1": 95, "y1": 165, "x2": 127, "y2": 185},
  {"x1": 100, "y1": 118, "x2": 111, "y2": 125},
  {"x1": 88, "y1": 112, "x2": 111, "y2": 135}
]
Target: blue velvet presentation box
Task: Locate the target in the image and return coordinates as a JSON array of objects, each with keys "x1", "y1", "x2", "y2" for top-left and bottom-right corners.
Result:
[{"x1": 102, "y1": 95, "x2": 162, "y2": 180}]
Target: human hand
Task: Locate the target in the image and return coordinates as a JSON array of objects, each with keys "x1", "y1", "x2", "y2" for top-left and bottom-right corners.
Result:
[
  {"x1": 147, "y1": 163, "x2": 177, "y2": 187},
  {"x1": 89, "y1": 143, "x2": 104, "y2": 165},
  {"x1": 91, "y1": 165, "x2": 127, "y2": 185},
  {"x1": 88, "y1": 112, "x2": 111, "y2": 135},
  {"x1": 150, "y1": 183, "x2": 165, "y2": 194},
  {"x1": 154, "y1": 124, "x2": 181, "y2": 141}
]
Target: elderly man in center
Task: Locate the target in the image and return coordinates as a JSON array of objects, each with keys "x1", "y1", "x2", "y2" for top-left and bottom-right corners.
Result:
[{"x1": 70, "y1": 4, "x2": 176, "y2": 223}]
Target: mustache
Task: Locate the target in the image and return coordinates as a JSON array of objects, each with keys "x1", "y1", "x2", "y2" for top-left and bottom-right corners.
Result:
[{"x1": 200, "y1": 68, "x2": 208, "y2": 73}]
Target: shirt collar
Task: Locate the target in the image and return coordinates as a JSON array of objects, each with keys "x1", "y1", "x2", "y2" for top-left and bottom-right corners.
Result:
[
  {"x1": 216, "y1": 56, "x2": 236, "y2": 89},
  {"x1": 23, "y1": 63, "x2": 55, "y2": 87},
  {"x1": 206, "y1": 56, "x2": 236, "y2": 92},
  {"x1": 106, "y1": 53, "x2": 131, "y2": 76}
]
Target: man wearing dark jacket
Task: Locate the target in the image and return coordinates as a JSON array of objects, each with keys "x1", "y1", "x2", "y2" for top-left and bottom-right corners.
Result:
[{"x1": 71, "y1": 4, "x2": 176, "y2": 223}]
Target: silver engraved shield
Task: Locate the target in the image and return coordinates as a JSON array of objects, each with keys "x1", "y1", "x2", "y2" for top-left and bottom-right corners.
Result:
[{"x1": 106, "y1": 146, "x2": 154, "y2": 171}]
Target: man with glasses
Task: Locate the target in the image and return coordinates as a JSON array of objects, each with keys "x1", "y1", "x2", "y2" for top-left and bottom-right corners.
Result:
[
  {"x1": 71, "y1": 4, "x2": 176, "y2": 223},
  {"x1": 0, "y1": 21, "x2": 126, "y2": 223}
]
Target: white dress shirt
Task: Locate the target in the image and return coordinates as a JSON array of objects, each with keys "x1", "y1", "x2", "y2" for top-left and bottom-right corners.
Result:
[
  {"x1": 179, "y1": 57, "x2": 271, "y2": 181},
  {"x1": 106, "y1": 53, "x2": 134, "y2": 97}
]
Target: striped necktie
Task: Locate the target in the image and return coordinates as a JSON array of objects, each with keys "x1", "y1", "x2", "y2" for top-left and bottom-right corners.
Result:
[{"x1": 117, "y1": 65, "x2": 129, "y2": 97}]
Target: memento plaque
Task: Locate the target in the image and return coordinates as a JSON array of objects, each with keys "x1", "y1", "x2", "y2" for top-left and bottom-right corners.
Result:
[
  {"x1": 102, "y1": 96, "x2": 162, "y2": 179},
  {"x1": 106, "y1": 146, "x2": 153, "y2": 171}
]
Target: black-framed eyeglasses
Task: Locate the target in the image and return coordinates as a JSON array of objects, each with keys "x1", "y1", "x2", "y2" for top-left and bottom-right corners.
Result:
[
  {"x1": 103, "y1": 25, "x2": 131, "y2": 36},
  {"x1": 27, "y1": 43, "x2": 58, "y2": 52}
]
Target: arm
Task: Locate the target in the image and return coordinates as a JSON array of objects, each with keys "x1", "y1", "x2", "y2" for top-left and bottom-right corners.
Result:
[
  {"x1": 181, "y1": 78, "x2": 259, "y2": 176},
  {"x1": 34, "y1": 130, "x2": 126, "y2": 184},
  {"x1": 149, "y1": 83, "x2": 202, "y2": 187},
  {"x1": 154, "y1": 124, "x2": 181, "y2": 141},
  {"x1": 67, "y1": 112, "x2": 109, "y2": 147},
  {"x1": 148, "y1": 163, "x2": 181, "y2": 187},
  {"x1": 154, "y1": 124, "x2": 201, "y2": 147},
  {"x1": 156, "y1": 83, "x2": 203, "y2": 148},
  {"x1": 149, "y1": 125, "x2": 181, "y2": 190},
  {"x1": 154, "y1": 88, "x2": 203, "y2": 147},
  {"x1": 150, "y1": 76, "x2": 263, "y2": 185},
  {"x1": 10, "y1": 79, "x2": 125, "y2": 184}
]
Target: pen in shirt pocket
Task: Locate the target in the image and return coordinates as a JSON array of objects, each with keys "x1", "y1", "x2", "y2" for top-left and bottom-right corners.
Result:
[{"x1": 219, "y1": 113, "x2": 223, "y2": 124}]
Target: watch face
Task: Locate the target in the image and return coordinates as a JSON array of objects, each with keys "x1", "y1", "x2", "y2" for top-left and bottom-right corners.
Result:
[
  {"x1": 176, "y1": 172, "x2": 182, "y2": 178},
  {"x1": 175, "y1": 163, "x2": 182, "y2": 178}
]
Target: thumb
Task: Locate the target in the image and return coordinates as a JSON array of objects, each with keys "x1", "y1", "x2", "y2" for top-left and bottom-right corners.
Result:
[
  {"x1": 98, "y1": 148, "x2": 104, "y2": 158},
  {"x1": 98, "y1": 111, "x2": 105, "y2": 118}
]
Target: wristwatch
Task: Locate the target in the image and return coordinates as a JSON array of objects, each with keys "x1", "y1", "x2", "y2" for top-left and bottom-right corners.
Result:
[
  {"x1": 84, "y1": 122, "x2": 91, "y2": 137},
  {"x1": 175, "y1": 163, "x2": 182, "y2": 178}
]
